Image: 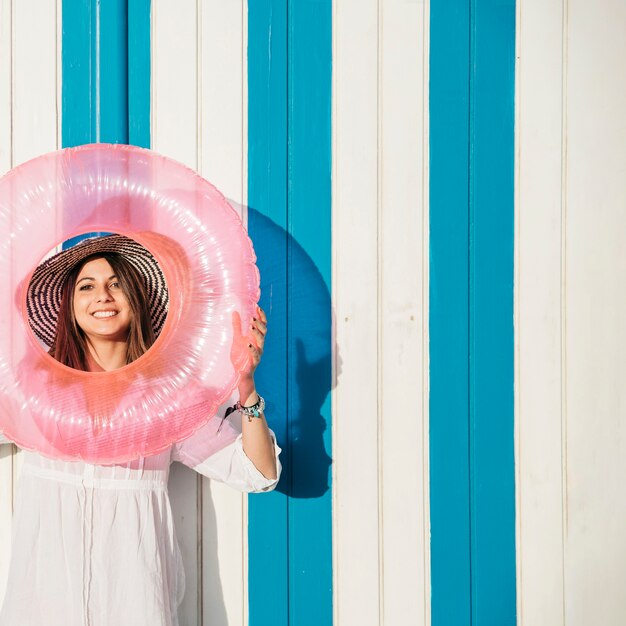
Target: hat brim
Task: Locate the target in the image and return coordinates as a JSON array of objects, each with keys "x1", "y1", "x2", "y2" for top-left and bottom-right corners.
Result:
[{"x1": 26, "y1": 234, "x2": 169, "y2": 348}]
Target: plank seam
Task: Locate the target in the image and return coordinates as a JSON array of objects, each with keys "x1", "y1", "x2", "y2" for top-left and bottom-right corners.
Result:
[
  {"x1": 421, "y1": 3, "x2": 431, "y2": 624},
  {"x1": 559, "y1": 0, "x2": 569, "y2": 622},
  {"x1": 376, "y1": 0, "x2": 385, "y2": 623},
  {"x1": 514, "y1": 0, "x2": 523, "y2": 622}
]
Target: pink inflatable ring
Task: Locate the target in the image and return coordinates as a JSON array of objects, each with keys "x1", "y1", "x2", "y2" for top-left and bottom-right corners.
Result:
[{"x1": 0, "y1": 143, "x2": 260, "y2": 464}]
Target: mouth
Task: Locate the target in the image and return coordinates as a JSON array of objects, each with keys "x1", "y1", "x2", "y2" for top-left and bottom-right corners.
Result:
[{"x1": 91, "y1": 310, "x2": 119, "y2": 319}]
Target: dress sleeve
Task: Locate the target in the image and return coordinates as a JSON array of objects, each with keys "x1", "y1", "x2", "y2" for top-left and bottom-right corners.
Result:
[{"x1": 172, "y1": 409, "x2": 282, "y2": 493}]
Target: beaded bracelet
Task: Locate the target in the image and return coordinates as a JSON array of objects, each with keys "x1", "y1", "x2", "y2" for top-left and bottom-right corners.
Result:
[
  {"x1": 217, "y1": 394, "x2": 266, "y2": 433},
  {"x1": 236, "y1": 394, "x2": 265, "y2": 420}
]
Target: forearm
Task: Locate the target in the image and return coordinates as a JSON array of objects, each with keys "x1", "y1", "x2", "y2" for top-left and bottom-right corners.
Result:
[{"x1": 238, "y1": 376, "x2": 278, "y2": 480}]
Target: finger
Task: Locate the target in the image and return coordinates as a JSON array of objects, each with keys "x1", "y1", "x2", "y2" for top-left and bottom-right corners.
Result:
[
  {"x1": 232, "y1": 311, "x2": 243, "y2": 339},
  {"x1": 251, "y1": 320, "x2": 267, "y2": 337},
  {"x1": 247, "y1": 342, "x2": 261, "y2": 363},
  {"x1": 250, "y1": 325, "x2": 265, "y2": 343},
  {"x1": 256, "y1": 305, "x2": 267, "y2": 324}
]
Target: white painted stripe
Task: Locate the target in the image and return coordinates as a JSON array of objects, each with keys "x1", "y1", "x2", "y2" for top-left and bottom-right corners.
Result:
[
  {"x1": 333, "y1": 1, "x2": 381, "y2": 623},
  {"x1": 562, "y1": 1, "x2": 626, "y2": 622},
  {"x1": 152, "y1": 2, "x2": 248, "y2": 624},
  {"x1": 517, "y1": 1, "x2": 626, "y2": 624},
  {"x1": 333, "y1": 1, "x2": 430, "y2": 624},
  {"x1": 0, "y1": 0, "x2": 12, "y2": 173},
  {"x1": 197, "y1": 3, "x2": 248, "y2": 623},
  {"x1": 516, "y1": 1, "x2": 566, "y2": 622},
  {"x1": 379, "y1": 0, "x2": 430, "y2": 622},
  {"x1": 0, "y1": 0, "x2": 60, "y2": 605}
]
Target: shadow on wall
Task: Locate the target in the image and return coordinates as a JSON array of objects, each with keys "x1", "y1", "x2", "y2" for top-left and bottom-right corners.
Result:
[
  {"x1": 247, "y1": 207, "x2": 334, "y2": 499},
  {"x1": 179, "y1": 206, "x2": 335, "y2": 624}
]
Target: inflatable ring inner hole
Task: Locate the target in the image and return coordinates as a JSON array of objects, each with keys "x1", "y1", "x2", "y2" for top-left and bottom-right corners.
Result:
[{"x1": 25, "y1": 231, "x2": 170, "y2": 374}]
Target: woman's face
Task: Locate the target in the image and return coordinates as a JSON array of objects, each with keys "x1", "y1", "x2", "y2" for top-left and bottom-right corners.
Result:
[{"x1": 72, "y1": 257, "x2": 132, "y2": 341}]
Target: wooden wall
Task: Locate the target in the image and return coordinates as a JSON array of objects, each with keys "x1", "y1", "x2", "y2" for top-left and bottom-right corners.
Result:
[
  {"x1": 516, "y1": 1, "x2": 626, "y2": 624},
  {"x1": 152, "y1": 2, "x2": 250, "y2": 624},
  {"x1": 5, "y1": 1, "x2": 625, "y2": 625},
  {"x1": 332, "y1": 1, "x2": 430, "y2": 624},
  {"x1": 0, "y1": 0, "x2": 61, "y2": 600}
]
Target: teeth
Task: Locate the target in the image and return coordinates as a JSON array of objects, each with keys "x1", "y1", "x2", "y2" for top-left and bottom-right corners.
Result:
[{"x1": 92, "y1": 311, "x2": 118, "y2": 318}]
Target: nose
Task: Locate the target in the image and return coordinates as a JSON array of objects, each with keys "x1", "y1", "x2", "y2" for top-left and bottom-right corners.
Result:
[{"x1": 94, "y1": 284, "x2": 114, "y2": 302}]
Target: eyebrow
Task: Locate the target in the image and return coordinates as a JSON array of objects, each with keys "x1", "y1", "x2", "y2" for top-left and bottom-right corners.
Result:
[{"x1": 76, "y1": 275, "x2": 118, "y2": 285}]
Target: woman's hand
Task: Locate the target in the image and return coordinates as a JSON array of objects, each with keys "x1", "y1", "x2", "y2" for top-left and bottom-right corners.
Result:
[
  {"x1": 230, "y1": 306, "x2": 277, "y2": 481},
  {"x1": 230, "y1": 305, "x2": 267, "y2": 380}
]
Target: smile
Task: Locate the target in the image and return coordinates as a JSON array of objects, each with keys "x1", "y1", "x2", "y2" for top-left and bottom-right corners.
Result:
[{"x1": 91, "y1": 311, "x2": 119, "y2": 319}]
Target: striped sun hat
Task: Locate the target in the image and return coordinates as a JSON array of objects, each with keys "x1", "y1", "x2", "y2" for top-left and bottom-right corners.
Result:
[{"x1": 26, "y1": 234, "x2": 169, "y2": 347}]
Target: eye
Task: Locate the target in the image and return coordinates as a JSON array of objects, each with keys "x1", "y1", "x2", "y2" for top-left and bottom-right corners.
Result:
[
  {"x1": 78, "y1": 284, "x2": 93, "y2": 291},
  {"x1": 109, "y1": 281, "x2": 121, "y2": 289}
]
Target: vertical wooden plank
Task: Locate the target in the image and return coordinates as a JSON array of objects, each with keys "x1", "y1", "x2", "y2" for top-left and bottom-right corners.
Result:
[
  {"x1": 0, "y1": 0, "x2": 11, "y2": 171},
  {"x1": 332, "y1": 0, "x2": 380, "y2": 623},
  {"x1": 516, "y1": 0, "x2": 566, "y2": 624},
  {"x1": 62, "y1": 0, "x2": 96, "y2": 147},
  {"x1": 0, "y1": 4, "x2": 12, "y2": 594},
  {"x1": 154, "y1": 3, "x2": 252, "y2": 624},
  {"x1": 168, "y1": 459, "x2": 202, "y2": 626},
  {"x1": 198, "y1": 4, "x2": 247, "y2": 625},
  {"x1": 563, "y1": 1, "x2": 626, "y2": 624},
  {"x1": 13, "y1": 0, "x2": 60, "y2": 540},
  {"x1": 286, "y1": 1, "x2": 333, "y2": 624},
  {"x1": 429, "y1": 0, "x2": 472, "y2": 622},
  {"x1": 379, "y1": 0, "x2": 430, "y2": 624},
  {"x1": 128, "y1": 0, "x2": 151, "y2": 148},
  {"x1": 14, "y1": 0, "x2": 59, "y2": 162},
  {"x1": 0, "y1": 0, "x2": 60, "y2": 606},
  {"x1": 199, "y1": 0, "x2": 245, "y2": 202},
  {"x1": 431, "y1": 1, "x2": 517, "y2": 622},
  {"x1": 247, "y1": 2, "x2": 289, "y2": 625},
  {"x1": 470, "y1": 1, "x2": 516, "y2": 624},
  {"x1": 99, "y1": 0, "x2": 128, "y2": 142},
  {"x1": 151, "y1": 4, "x2": 203, "y2": 625},
  {"x1": 199, "y1": 478, "x2": 243, "y2": 626},
  {"x1": 151, "y1": 0, "x2": 197, "y2": 168},
  {"x1": 0, "y1": 444, "x2": 12, "y2": 602}
]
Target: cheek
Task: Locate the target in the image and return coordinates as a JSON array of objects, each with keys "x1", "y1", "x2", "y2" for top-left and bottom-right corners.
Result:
[
  {"x1": 72, "y1": 295, "x2": 82, "y2": 317},
  {"x1": 120, "y1": 295, "x2": 133, "y2": 317}
]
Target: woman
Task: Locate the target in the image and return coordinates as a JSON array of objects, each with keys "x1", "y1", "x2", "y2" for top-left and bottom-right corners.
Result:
[{"x1": 0, "y1": 234, "x2": 281, "y2": 626}]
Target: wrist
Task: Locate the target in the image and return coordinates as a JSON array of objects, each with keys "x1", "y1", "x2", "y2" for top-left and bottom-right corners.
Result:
[{"x1": 238, "y1": 375, "x2": 257, "y2": 406}]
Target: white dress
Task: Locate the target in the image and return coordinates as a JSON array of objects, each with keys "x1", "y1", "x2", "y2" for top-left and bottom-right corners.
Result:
[{"x1": 0, "y1": 408, "x2": 282, "y2": 626}]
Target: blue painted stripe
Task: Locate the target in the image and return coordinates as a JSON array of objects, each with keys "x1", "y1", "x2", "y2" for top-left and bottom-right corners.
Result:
[
  {"x1": 62, "y1": 0, "x2": 97, "y2": 147},
  {"x1": 469, "y1": 2, "x2": 516, "y2": 623},
  {"x1": 98, "y1": 0, "x2": 128, "y2": 143},
  {"x1": 128, "y1": 0, "x2": 151, "y2": 149},
  {"x1": 61, "y1": 0, "x2": 150, "y2": 247},
  {"x1": 429, "y1": 1, "x2": 472, "y2": 622},
  {"x1": 247, "y1": 3, "x2": 289, "y2": 625},
  {"x1": 430, "y1": 1, "x2": 516, "y2": 625},
  {"x1": 63, "y1": 0, "x2": 148, "y2": 148},
  {"x1": 248, "y1": 2, "x2": 333, "y2": 625}
]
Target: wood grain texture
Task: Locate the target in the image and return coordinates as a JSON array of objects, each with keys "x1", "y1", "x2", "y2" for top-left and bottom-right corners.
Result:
[
  {"x1": 0, "y1": 0, "x2": 60, "y2": 606},
  {"x1": 333, "y1": 1, "x2": 430, "y2": 624},
  {"x1": 517, "y1": 1, "x2": 626, "y2": 624},
  {"x1": 152, "y1": 2, "x2": 248, "y2": 624},
  {"x1": 516, "y1": 1, "x2": 566, "y2": 624},
  {"x1": 332, "y1": 1, "x2": 380, "y2": 624},
  {"x1": 379, "y1": 0, "x2": 429, "y2": 624},
  {"x1": 563, "y1": 1, "x2": 626, "y2": 623},
  {"x1": 198, "y1": 4, "x2": 247, "y2": 624}
]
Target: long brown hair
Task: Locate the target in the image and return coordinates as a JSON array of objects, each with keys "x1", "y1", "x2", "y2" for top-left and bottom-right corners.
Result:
[{"x1": 49, "y1": 252, "x2": 155, "y2": 371}]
